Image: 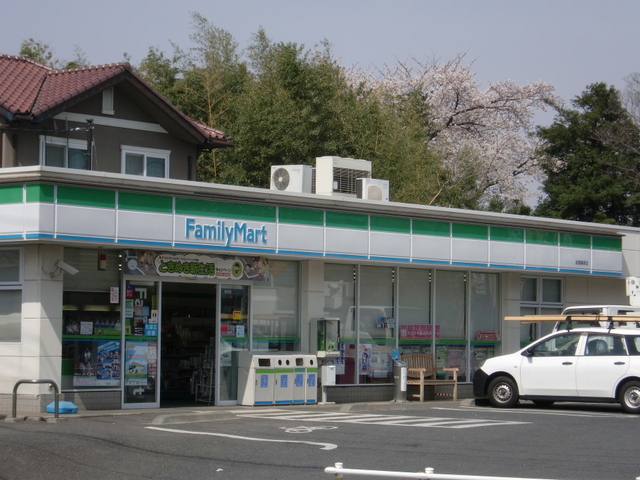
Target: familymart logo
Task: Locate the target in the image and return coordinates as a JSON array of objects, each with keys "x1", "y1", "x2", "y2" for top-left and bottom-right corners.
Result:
[{"x1": 185, "y1": 218, "x2": 268, "y2": 246}]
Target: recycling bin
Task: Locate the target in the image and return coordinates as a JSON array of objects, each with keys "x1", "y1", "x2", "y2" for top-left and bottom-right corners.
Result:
[
  {"x1": 304, "y1": 355, "x2": 318, "y2": 404},
  {"x1": 238, "y1": 352, "x2": 275, "y2": 406},
  {"x1": 274, "y1": 356, "x2": 294, "y2": 405}
]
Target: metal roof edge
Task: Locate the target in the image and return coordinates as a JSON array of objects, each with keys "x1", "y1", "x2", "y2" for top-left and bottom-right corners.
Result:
[{"x1": 0, "y1": 167, "x2": 634, "y2": 237}]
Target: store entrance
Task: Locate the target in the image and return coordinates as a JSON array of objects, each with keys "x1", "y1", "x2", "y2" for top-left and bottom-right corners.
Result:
[{"x1": 160, "y1": 282, "x2": 216, "y2": 406}]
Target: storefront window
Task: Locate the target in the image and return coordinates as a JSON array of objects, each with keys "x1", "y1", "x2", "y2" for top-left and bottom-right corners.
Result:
[
  {"x1": 435, "y1": 270, "x2": 467, "y2": 381},
  {"x1": 324, "y1": 264, "x2": 356, "y2": 384},
  {"x1": 252, "y1": 260, "x2": 299, "y2": 351},
  {"x1": 61, "y1": 248, "x2": 122, "y2": 390},
  {"x1": 0, "y1": 248, "x2": 21, "y2": 343},
  {"x1": 398, "y1": 268, "x2": 431, "y2": 356},
  {"x1": 469, "y1": 273, "x2": 500, "y2": 378},
  {"x1": 123, "y1": 281, "x2": 159, "y2": 405},
  {"x1": 358, "y1": 266, "x2": 394, "y2": 383}
]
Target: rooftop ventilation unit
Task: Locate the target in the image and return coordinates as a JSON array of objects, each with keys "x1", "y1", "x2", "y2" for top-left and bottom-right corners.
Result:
[
  {"x1": 270, "y1": 165, "x2": 313, "y2": 193},
  {"x1": 357, "y1": 178, "x2": 390, "y2": 201},
  {"x1": 315, "y1": 156, "x2": 372, "y2": 197}
]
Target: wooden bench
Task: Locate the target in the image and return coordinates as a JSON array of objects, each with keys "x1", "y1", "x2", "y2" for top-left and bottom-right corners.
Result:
[{"x1": 400, "y1": 353, "x2": 458, "y2": 402}]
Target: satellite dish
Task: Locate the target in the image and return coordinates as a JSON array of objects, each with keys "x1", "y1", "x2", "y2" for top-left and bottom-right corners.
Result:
[{"x1": 272, "y1": 167, "x2": 290, "y2": 191}]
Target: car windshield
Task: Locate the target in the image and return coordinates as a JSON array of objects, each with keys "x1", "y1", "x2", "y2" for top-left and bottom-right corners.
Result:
[{"x1": 528, "y1": 333, "x2": 581, "y2": 357}]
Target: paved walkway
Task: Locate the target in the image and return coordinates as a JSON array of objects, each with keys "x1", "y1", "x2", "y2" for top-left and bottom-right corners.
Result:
[{"x1": 2, "y1": 398, "x2": 473, "y2": 424}]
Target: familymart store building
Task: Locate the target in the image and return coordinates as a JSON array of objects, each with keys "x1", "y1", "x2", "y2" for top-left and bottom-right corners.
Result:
[{"x1": 1, "y1": 167, "x2": 638, "y2": 411}]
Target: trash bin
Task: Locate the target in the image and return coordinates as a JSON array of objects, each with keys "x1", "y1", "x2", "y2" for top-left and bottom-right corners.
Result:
[
  {"x1": 274, "y1": 356, "x2": 294, "y2": 405},
  {"x1": 304, "y1": 355, "x2": 318, "y2": 404},
  {"x1": 393, "y1": 359, "x2": 407, "y2": 402},
  {"x1": 238, "y1": 353, "x2": 276, "y2": 406}
]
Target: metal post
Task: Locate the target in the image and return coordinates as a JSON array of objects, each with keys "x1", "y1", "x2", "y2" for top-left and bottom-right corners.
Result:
[{"x1": 12, "y1": 379, "x2": 60, "y2": 419}]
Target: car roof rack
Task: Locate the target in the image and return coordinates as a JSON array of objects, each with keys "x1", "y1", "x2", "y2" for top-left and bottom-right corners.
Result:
[{"x1": 504, "y1": 314, "x2": 640, "y2": 331}]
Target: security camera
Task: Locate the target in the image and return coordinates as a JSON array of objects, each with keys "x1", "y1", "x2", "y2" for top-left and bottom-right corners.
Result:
[{"x1": 55, "y1": 260, "x2": 79, "y2": 275}]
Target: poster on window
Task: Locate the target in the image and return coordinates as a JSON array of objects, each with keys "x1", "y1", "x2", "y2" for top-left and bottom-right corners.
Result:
[
  {"x1": 359, "y1": 344, "x2": 373, "y2": 376},
  {"x1": 125, "y1": 341, "x2": 149, "y2": 386},
  {"x1": 73, "y1": 341, "x2": 97, "y2": 386},
  {"x1": 96, "y1": 340, "x2": 121, "y2": 386}
]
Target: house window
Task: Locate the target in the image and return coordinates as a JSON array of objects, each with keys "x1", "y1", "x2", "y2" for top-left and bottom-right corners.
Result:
[
  {"x1": 121, "y1": 146, "x2": 170, "y2": 178},
  {"x1": 0, "y1": 248, "x2": 22, "y2": 343},
  {"x1": 102, "y1": 87, "x2": 114, "y2": 115},
  {"x1": 40, "y1": 136, "x2": 89, "y2": 170}
]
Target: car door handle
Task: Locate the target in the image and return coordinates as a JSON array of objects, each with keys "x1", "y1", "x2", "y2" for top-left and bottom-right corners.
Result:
[
  {"x1": 562, "y1": 362, "x2": 573, "y2": 365},
  {"x1": 614, "y1": 362, "x2": 626, "y2": 365}
]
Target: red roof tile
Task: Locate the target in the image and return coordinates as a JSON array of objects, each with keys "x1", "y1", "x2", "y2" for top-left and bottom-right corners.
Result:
[{"x1": 0, "y1": 54, "x2": 230, "y2": 146}]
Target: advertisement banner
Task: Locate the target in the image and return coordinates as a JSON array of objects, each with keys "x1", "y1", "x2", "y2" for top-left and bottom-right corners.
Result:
[{"x1": 123, "y1": 250, "x2": 269, "y2": 281}]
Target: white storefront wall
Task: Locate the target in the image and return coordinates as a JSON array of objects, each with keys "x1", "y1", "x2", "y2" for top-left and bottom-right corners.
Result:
[{"x1": 1, "y1": 169, "x2": 639, "y2": 409}]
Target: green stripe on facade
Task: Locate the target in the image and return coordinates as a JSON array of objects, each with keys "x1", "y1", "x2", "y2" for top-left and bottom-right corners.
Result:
[
  {"x1": 452, "y1": 223, "x2": 488, "y2": 240},
  {"x1": 413, "y1": 220, "x2": 450, "y2": 236},
  {"x1": 56, "y1": 186, "x2": 115, "y2": 208},
  {"x1": 175, "y1": 197, "x2": 276, "y2": 222},
  {"x1": 0, "y1": 185, "x2": 23, "y2": 204},
  {"x1": 279, "y1": 207, "x2": 324, "y2": 226},
  {"x1": 526, "y1": 230, "x2": 558, "y2": 246},
  {"x1": 370, "y1": 215, "x2": 411, "y2": 233},
  {"x1": 560, "y1": 233, "x2": 591, "y2": 249},
  {"x1": 592, "y1": 236, "x2": 622, "y2": 251},
  {"x1": 26, "y1": 184, "x2": 54, "y2": 203},
  {"x1": 325, "y1": 211, "x2": 368, "y2": 229},
  {"x1": 490, "y1": 226, "x2": 524, "y2": 243},
  {"x1": 118, "y1": 191, "x2": 172, "y2": 213}
]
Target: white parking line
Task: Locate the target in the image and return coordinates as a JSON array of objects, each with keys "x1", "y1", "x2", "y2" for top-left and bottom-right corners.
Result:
[
  {"x1": 145, "y1": 426, "x2": 338, "y2": 450},
  {"x1": 438, "y1": 405, "x2": 634, "y2": 418},
  {"x1": 231, "y1": 409, "x2": 529, "y2": 429}
]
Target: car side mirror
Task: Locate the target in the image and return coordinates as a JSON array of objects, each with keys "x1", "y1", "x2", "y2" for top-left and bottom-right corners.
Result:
[{"x1": 523, "y1": 347, "x2": 534, "y2": 357}]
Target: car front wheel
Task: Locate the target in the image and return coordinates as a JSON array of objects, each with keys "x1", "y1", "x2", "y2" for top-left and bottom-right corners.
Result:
[
  {"x1": 488, "y1": 376, "x2": 519, "y2": 408},
  {"x1": 619, "y1": 381, "x2": 640, "y2": 414}
]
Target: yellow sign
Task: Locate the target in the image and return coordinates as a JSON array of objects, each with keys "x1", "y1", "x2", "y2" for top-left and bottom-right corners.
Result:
[{"x1": 232, "y1": 310, "x2": 243, "y2": 321}]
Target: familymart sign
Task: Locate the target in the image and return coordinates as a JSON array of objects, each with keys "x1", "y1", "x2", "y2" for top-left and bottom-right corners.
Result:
[{"x1": 182, "y1": 217, "x2": 272, "y2": 249}]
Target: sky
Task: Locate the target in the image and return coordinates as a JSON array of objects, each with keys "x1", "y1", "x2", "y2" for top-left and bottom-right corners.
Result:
[{"x1": 2, "y1": 0, "x2": 640, "y2": 126}]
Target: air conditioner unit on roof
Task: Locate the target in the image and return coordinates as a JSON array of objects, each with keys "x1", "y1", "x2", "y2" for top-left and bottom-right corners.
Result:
[
  {"x1": 315, "y1": 156, "x2": 372, "y2": 197},
  {"x1": 357, "y1": 178, "x2": 389, "y2": 201},
  {"x1": 270, "y1": 165, "x2": 313, "y2": 193}
]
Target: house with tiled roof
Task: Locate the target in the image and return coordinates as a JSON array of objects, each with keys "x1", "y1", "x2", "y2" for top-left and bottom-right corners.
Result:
[
  {"x1": 1, "y1": 54, "x2": 640, "y2": 415},
  {"x1": 0, "y1": 54, "x2": 231, "y2": 176}
]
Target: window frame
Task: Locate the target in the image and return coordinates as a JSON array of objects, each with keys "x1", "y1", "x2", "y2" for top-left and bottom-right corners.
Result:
[
  {"x1": 520, "y1": 276, "x2": 564, "y2": 310},
  {"x1": 102, "y1": 87, "x2": 115, "y2": 115},
  {"x1": 520, "y1": 276, "x2": 564, "y2": 343},
  {"x1": 39, "y1": 135, "x2": 89, "y2": 169},
  {"x1": 0, "y1": 247, "x2": 23, "y2": 343},
  {"x1": 121, "y1": 145, "x2": 170, "y2": 178}
]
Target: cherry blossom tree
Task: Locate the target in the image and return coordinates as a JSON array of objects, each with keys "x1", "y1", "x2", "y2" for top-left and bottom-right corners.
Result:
[{"x1": 348, "y1": 55, "x2": 557, "y2": 207}]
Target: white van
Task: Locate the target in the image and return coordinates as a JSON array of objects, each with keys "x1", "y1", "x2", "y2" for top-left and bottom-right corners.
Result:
[{"x1": 473, "y1": 326, "x2": 640, "y2": 413}]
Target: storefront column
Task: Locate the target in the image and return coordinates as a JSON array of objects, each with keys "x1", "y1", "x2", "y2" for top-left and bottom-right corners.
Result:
[
  {"x1": 20, "y1": 244, "x2": 64, "y2": 394},
  {"x1": 301, "y1": 260, "x2": 325, "y2": 353}
]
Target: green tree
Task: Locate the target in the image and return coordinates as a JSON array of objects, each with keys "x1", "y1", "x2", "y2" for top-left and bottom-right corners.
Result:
[
  {"x1": 536, "y1": 83, "x2": 640, "y2": 226},
  {"x1": 19, "y1": 39, "x2": 89, "y2": 69},
  {"x1": 221, "y1": 31, "x2": 386, "y2": 187},
  {"x1": 20, "y1": 38, "x2": 56, "y2": 66}
]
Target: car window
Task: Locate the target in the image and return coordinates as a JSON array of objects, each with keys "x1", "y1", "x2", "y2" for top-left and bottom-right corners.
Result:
[
  {"x1": 625, "y1": 336, "x2": 640, "y2": 355},
  {"x1": 585, "y1": 334, "x2": 627, "y2": 356},
  {"x1": 530, "y1": 333, "x2": 581, "y2": 357}
]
